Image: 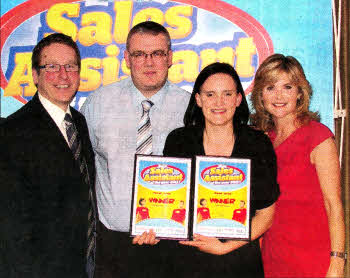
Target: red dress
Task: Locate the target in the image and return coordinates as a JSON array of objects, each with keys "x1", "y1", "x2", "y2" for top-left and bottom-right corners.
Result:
[{"x1": 262, "y1": 121, "x2": 333, "y2": 277}]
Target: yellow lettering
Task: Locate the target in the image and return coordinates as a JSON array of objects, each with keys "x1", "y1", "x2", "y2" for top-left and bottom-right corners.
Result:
[
  {"x1": 133, "y1": 8, "x2": 164, "y2": 26},
  {"x1": 169, "y1": 50, "x2": 199, "y2": 83},
  {"x1": 121, "y1": 59, "x2": 130, "y2": 77},
  {"x1": 79, "y1": 58, "x2": 102, "y2": 92},
  {"x1": 102, "y1": 45, "x2": 121, "y2": 85},
  {"x1": 210, "y1": 168, "x2": 216, "y2": 175},
  {"x1": 217, "y1": 47, "x2": 235, "y2": 65},
  {"x1": 200, "y1": 49, "x2": 218, "y2": 70},
  {"x1": 204, "y1": 175, "x2": 211, "y2": 182},
  {"x1": 4, "y1": 52, "x2": 36, "y2": 97},
  {"x1": 200, "y1": 47, "x2": 235, "y2": 70},
  {"x1": 150, "y1": 168, "x2": 155, "y2": 174},
  {"x1": 235, "y1": 37, "x2": 256, "y2": 77},
  {"x1": 46, "y1": 3, "x2": 80, "y2": 40},
  {"x1": 165, "y1": 6, "x2": 193, "y2": 39},
  {"x1": 78, "y1": 12, "x2": 113, "y2": 46},
  {"x1": 113, "y1": 1, "x2": 133, "y2": 44}
]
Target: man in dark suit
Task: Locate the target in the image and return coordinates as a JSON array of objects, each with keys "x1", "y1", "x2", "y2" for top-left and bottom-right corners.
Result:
[{"x1": 0, "y1": 33, "x2": 96, "y2": 278}]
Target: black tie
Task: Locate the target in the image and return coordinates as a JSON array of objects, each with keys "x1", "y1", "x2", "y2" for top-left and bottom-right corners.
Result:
[{"x1": 64, "y1": 113, "x2": 96, "y2": 278}]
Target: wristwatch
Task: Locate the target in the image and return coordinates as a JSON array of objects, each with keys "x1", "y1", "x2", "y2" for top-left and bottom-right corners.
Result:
[{"x1": 330, "y1": 251, "x2": 347, "y2": 260}]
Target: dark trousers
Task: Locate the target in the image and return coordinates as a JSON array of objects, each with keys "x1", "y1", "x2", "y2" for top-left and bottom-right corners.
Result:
[
  {"x1": 95, "y1": 221, "x2": 169, "y2": 278},
  {"x1": 95, "y1": 221, "x2": 263, "y2": 278}
]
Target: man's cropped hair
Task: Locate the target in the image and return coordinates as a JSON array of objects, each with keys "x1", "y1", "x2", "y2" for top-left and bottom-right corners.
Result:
[
  {"x1": 32, "y1": 33, "x2": 81, "y2": 74},
  {"x1": 126, "y1": 21, "x2": 171, "y2": 50}
]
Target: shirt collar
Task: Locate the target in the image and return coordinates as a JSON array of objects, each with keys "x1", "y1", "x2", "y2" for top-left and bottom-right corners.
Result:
[
  {"x1": 38, "y1": 93, "x2": 71, "y2": 127},
  {"x1": 130, "y1": 78, "x2": 169, "y2": 110}
]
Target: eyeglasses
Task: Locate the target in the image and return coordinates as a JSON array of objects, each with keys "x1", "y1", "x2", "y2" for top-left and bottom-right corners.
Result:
[
  {"x1": 128, "y1": 50, "x2": 168, "y2": 62},
  {"x1": 38, "y1": 64, "x2": 79, "y2": 72}
]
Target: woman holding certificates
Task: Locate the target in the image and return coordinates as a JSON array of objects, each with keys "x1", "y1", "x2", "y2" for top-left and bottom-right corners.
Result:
[
  {"x1": 251, "y1": 54, "x2": 345, "y2": 278},
  {"x1": 163, "y1": 62, "x2": 280, "y2": 277}
]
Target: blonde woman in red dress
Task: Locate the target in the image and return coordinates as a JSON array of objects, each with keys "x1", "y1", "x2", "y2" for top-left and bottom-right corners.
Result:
[{"x1": 251, "y1": 54, "x2": 346, "y2": 278}]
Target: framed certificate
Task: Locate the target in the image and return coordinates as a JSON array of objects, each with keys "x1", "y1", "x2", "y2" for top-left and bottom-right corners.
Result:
[
  {"x1": 130, "y1": 155, "x2": 192, "y2": 240},
  {"x1": 193, "y1": 156, "x2": 251, "y2": 240}
]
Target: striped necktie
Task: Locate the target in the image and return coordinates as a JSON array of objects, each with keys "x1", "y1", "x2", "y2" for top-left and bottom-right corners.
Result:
[
  {"x1": 136, "y1": 100, "x2": 154, "y2": 155},
  {"x1": 64, "y1": 113, "x2": 96, "y2": 278}
]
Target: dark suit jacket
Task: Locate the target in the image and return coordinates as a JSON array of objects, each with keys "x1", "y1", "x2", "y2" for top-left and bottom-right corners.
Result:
[{"x1": 0, "y1": 94, "x2": 96, "y2": 278}]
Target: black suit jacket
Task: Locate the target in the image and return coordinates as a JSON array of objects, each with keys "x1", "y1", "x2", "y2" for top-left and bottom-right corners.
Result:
[{"x1": 0, "y1": 94, "x2": 96, "y2": 278}]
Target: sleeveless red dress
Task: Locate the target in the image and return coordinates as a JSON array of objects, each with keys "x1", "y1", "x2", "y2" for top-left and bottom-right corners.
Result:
[{"x1": 262, "y1": 121, "x2": 333, "y2": 277}]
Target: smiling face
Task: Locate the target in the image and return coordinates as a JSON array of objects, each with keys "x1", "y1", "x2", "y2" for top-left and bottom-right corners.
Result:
[
  {"x1": 262, "y1": 72, "x2": 300, "y2": 122},
  {"x1": 32, "y1": 43, "x2": 80, "y2": 111},
  {"x1": 124, "y1": 33, "x2": 172, "y2": 98},
  {"x1": 195, "y1": 73, "x2": 242, "y2": 129}
]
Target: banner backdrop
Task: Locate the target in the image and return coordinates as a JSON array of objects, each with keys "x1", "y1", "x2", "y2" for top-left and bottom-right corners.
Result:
[{"x1": 0, "y1": 0, "x2": 333, "y2": 129}]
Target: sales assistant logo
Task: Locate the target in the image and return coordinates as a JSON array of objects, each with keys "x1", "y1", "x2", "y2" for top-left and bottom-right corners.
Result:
[
  {"x1": 201, "y1": 164, "x2": 245, "y2": 184},
  {"x1": 141, "y1": 164, "x2": 185, "y2": 185},
  {"x1": 0, "y1": 0, "x2": 273, "y2": 110}
]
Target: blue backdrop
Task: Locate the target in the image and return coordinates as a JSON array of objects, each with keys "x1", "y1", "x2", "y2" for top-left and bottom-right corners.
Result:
[{"x1": 0, "y1": 0, "x2": 333, "y2": 129}]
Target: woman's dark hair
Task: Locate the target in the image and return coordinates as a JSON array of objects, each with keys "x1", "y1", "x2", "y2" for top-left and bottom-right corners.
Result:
[
  {"x1": 199, "y1": 198, "x2": 206, "y2": 206},
  {"x1": 184, "y1": 62, "x2": 249, "y2": 130}
]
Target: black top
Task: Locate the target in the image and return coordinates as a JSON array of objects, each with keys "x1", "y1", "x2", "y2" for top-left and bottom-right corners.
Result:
[
  {"x1": 161, "y1": 125, "x2": 280, "y2": 278},
  {"x1": 0, "y1": 94, "x2": 96, "y2": 278}
]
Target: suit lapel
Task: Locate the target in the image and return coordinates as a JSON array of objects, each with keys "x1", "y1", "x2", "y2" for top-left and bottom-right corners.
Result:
[
  {"x1": 30, "y1": 94, "x2": 90, "y2": 183},
  {"x1": 71, "y1": 109, "x2": 95, "y2": 185},
  {"x1": 71, "y1": 109, "x2": 98, "y2": 220},
  {"x1": 31, "y1": 94, "x2": 96, "y2": 215},
  {"x1": 30, "y1": 94, "x2": 73, "y2": 154}
]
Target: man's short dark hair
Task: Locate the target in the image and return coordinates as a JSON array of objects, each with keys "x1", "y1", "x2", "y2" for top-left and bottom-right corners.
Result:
[
  {"x1": 126, "y1": 21, "x2": 171, "y2": 50},
  {"x1": 32, "y1": 33, "x2": 81, "y2": 74}
]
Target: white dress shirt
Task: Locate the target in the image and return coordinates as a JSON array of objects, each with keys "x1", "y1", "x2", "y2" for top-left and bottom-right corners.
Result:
[{"x1": 38, "y1": 93, "x2": 71, "y2": 145}]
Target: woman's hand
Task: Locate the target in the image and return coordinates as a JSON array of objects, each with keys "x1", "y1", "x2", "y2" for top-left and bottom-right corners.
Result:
[
  {"x1": 326, "y1": 257, "x2": 345, "y2": 277},
  {"x1": 179, "y1": 234, "x2": 245, "y2": 255},
  {"x1": 132, "y1": 229, "x2": 160, "y2": 245}
]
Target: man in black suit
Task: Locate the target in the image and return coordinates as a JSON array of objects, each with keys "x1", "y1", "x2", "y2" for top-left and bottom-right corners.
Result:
[{"x1": 0, "y1": 33, "x2": 96, "y2": 278}]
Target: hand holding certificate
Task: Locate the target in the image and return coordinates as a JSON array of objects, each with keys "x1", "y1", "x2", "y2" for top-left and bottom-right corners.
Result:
[
  {"x1": 132, "y1": 229, "x2": 159, "y2": 245},
  {"x1": 179, "y1": 234, "x2": 246, "y2": 255},
  {"x1": 130, "y1": 155, "x2": 251, "y2": 241}
]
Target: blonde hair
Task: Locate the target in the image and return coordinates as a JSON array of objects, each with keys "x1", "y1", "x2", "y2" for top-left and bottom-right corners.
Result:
[{"x1": 250, "y1": 54, "x2": 319, "y2": 131}]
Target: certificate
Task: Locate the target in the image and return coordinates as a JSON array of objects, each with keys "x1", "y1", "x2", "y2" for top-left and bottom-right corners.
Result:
[
  {"x1": 193, "y1": 156, "x2": 251, "y2": 240},
  {"x1": 130, "y1": 155, "x2": 192, "y2": 239}
]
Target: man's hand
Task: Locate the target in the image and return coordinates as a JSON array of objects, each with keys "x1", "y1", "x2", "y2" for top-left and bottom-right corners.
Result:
[{"x1": 132, "y1": 229, "x2": 160, "y2": 245}]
